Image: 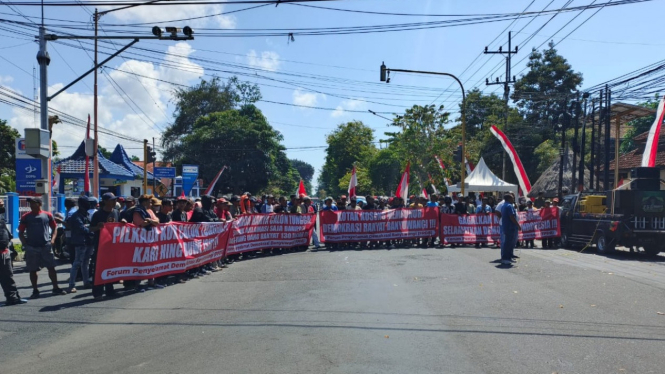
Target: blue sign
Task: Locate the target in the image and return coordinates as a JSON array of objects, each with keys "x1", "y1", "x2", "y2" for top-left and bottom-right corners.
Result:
[
  {"x1": 15, "y1": 159, "x2": 42, "y2": 193},
  {"x1": 153, "y1": 167, "x2": 176, "y2": 179},
  {"x1": 181, "y1": 165, "x2": 199, "y2": 196}
]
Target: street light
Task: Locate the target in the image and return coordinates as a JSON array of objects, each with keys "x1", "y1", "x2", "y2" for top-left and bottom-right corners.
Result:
[{"x1": 379, "y1": 63, "x2": 468, "y2": 196}]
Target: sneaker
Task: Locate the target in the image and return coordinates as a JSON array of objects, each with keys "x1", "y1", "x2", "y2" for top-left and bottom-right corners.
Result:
[
  {"x1": 52, "y1": 288, "x2": 68, "y2": 296},
  {"x1": 5, "y1": 298, "x2": 28, "y2": 306},
  {"x1": 69, "y1": 287, "x2": 77, "y2": 294},
  {"x1": 500, "y1": 259, "x2": 512, "y2": 265},
  {"x1": 30, "y1": 289, "x2": 40, "y2": 299},
  {"x1": 177, "y1": 279, "x2": 187, "y2": 284},
  {"x1": 220, "y1": 263, "x2": 228, "y2": 268},
  {"x1": 154, "y1": 284, "x2": 165, "y2": 289}
]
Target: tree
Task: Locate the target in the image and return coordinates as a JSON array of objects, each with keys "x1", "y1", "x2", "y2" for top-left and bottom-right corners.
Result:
[
  {"x1": 459, "y1": 89, "x2": 506, "y2": 136},
  {"x1": 0, "y1": 119, "x2": 20, "y2": 176},
  {"x1": 621, "y1": 95, "x2": 659, "y2": 153},
  {"x1": 338, "y1": 166, "x2": 373, "y2": 196},
  {"x1": 130, "y1": 155, "x2": 140, "y2": 162},
  {"x1": 366, "y1": 146, "x2": 402, "y2": 195},
  {"x1": 290, "y1": 159, "x2": 315, "y2": 193},
  {"x1": 98, "y1": 146, "x2": 112, "y2": 159},
  {"x1": 161, "y1": 77, "x2": 261, "y2": 160},
  {"x1": 386, "y1": 104, "x2": 453, "y2": 192},
  {"x1": 176, "y1": 105, "x2": 296, "y2": 195},
  {"x1": 319, "y1": 121, "x2": 376, "y2": 197}
]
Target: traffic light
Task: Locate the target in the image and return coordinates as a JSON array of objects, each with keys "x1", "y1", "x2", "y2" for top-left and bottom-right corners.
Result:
[
  {"x1": 147, "y1": 146, "x2": 157, "y2": 163},
  {"x1": 453, "y1": 145, "x2": 463, "y2": 163}
]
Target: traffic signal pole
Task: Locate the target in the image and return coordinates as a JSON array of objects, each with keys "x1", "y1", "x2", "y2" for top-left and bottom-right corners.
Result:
[
  {"x1": 152, "y1": 137, "x2": 156, "y2": 192},
  {"x1": 143, "y1": 139, "x2": 148, "y2": 194}
]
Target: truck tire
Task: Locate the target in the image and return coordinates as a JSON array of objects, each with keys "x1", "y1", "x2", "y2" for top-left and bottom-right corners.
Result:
[
  {"x1": 596, "y1": 234, "x2": 616, "y2": 254},
  {"x1": 560, "y1": 232, "x2": 572, "y2": 249},
  {"x1": 643, "y1": 244, "x2": 662, "y2": 257}
]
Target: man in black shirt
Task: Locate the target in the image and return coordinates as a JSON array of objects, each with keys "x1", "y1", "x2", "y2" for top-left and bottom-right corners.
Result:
[
  {"x1": 120, "y1": 196, "x2": 136, "y2": 223},
  {"x1": 190, "y1": 195, "x2": 220, "y2": 273},
  {"x1": 171, "y1": 196, "x2": 187, "y2": 222},
  {"x1": 156, "y1": 199, "x2": 173, "y2": 223},
  {"x1": 90, "y1": 193, "x2": 120, "y2": 299}
]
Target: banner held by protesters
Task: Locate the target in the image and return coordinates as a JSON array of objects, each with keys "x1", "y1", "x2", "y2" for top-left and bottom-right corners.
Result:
[{"x1": 227, "y1": 213, "x2": 316, "y2": 254}]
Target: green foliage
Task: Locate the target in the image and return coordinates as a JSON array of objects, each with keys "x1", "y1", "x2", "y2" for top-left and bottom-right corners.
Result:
[
  {"x1": 338, "y1": 166, "x2": 373, "y2": 196},
  {"x1": 176, "y1": 105, "x2": 295, "y2": 196},
  {"x1": 290, "y1": 159, "x2": 315, "y2": 193},
  {"x1": 319, "y1": 121, "x2": 376, "y2": 197},
  {"x1": 0, "y1": 119, "x2": 19, "y2": 175},
  {"x1": 366, "y1": 147, "x2": 402, "y2": 195},
  {"x1": 161, "y1": 76, "x2": 260, "y2": 160},
  {"x1": 130, "y1": 155, "x2": 140, "y2": 162},
  {"x1": 620, "y1": 95, "x2": 658, "y2": 153},
  {"x1": 0, "y1": 171, "x2": 16, "y2": 194},
  {"x1": 533, "y1": 139, "x2": 559, "y2": 175},
  {"x1": 459, "y1": 89, "x2": 506, "y2": 136},
  {"x1": 98, "y1": 145, "x2": 112, "y2": 159}
]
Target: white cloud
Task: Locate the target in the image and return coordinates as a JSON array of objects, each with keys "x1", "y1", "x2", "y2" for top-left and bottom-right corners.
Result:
[
  {"x1": 246, "y1": 50, "x2": 281, "y2": 72},
  {"x1": 0, "y1": 75, "x2": 14, "y2": 85},
  {"x1": 292, "y1": 89, "x2": 325, "y2": 108},
  {"x1": 105, "y1": 4, "x2": 235, "y2": 29},
  {"x1": 7, "y1": 42, "x2": 205, "y2": 158},
  {"x1": 331, "y1": 99, "x2": 365, "y2": 118}
]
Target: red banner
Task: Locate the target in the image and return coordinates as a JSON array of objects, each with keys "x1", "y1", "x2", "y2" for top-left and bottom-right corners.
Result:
[
  {"x1": 95, "y1": 222, "x2": 231, "y2": 285},
  {"x1": 319, "y1": 208, "x2": 439, "y2": 243},
  {"x1": 439, "y1": 207, "x2": 560, "y2": 244},
  {"x1": 227, "y1": 213, "x2": 316, "y2": 254}
]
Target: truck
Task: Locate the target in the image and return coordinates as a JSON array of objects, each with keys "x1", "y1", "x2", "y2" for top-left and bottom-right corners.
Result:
[{"x1": 559, "y1": 189, "x2": 665, "y2": 256}]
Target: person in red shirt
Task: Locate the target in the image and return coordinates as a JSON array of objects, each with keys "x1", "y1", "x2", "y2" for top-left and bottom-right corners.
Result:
[{"x1": 18, "y1": 197, "x2": 67, "y2": 299}]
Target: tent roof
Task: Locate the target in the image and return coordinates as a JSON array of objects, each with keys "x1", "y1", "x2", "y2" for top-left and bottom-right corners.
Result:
[{"x1": 447, "y1": 157, "x2": 517, "y2": 193}]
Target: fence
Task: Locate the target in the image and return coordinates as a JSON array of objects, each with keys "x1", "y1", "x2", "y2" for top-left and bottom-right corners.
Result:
[{"x1": 0, "y1": 193, "x2": 66, "y2": 237}]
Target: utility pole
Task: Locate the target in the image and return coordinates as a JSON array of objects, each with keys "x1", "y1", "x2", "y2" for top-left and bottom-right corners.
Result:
[
  {"x1": 143, "y1": 139, "x2": 148, "y2": 194},
  {"x1": 485, "y1": 31, "x2": 518, "y2": 180},
  {"x1": 603, "y1": 85, "x2": 611, "y2": 191},
  {"x1": 36, "y1": 1, "x2": 51, "y2": 210},
  {"x1": 578, "y1": 93, "x2": 589, "y2": 192},
  {"x1": 152, "y1": 137, "x2": 157, "y2": 192},
  {"x1": 571, "y1": 92, "x2": 580, "y2": 191},
  {"x1": 589, "y1": 101, "x2": 596, "y2": 190},
  {"x1": 93, "y1": 8, "x2": 99, "y2": 198}
]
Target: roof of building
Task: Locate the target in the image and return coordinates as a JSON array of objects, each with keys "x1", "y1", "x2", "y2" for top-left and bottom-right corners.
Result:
[
  {"x1": 588, "y1": 102, "x2": 657, "y2": 140},
  {"x1": 110, "y1": 144, "x2": 154, "y2": 179},
  {"x1": 608, "y1": 148, "x2": 665, "y2": 171},
  {"x1": 54, "y1": 141, "x2": 134, "y2": 179},
  {"x1": 528, "y1": 149, "x2": 592, "y2": 198}
]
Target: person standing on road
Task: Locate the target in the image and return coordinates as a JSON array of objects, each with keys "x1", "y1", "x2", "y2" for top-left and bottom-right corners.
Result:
[
  {"x1": 499, "y1": 194, "x2": 521, "y2": 265},
  {"x1": 67, "y1": 196, "x2": 94, "y2": 293},
  {"x1": 18, "y1": 197, "x2": 68, "y2": 299},
  {"x1": 0, "y1": 198, "x2": 25, "y2": 305},
  {"x1": 90, "y1": 193, "x2": 121, "y2": 299}
]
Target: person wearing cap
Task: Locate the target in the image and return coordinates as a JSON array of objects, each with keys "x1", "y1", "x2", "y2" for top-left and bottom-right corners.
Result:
[
  {"x1": 0, "y1": 197, "x2": 25, "y2": 305},
  {"x1": 133, "y1": 195, "x2": 159, "y2": 229},
  {"x1": 18, "y1": 197, "x2": 67, "y2": 298},
  {"x1": 87, "y1": 197, "x2": 99, "y2": 221},
  {"x1": 215, "y1": 198, "x2": 233, "y2": 221},
  {"x1": 172, "y1": 196, "x2": 188, "y2": 222},
  {"x1": 120, "y1": 196, "x2": 136, "y2": 223},
  {"x1": 499, "y1": 194, "x2": 522, "y2": 265},
  {"x1": 542, "y1": 200, "x2": 555, "y2": 248},
  {"x1": 67, "y1": 196, "x2": 95, "y2": 293},
  {"x1": 90, "y1": 192, "x2": 121, "y2": 299}
]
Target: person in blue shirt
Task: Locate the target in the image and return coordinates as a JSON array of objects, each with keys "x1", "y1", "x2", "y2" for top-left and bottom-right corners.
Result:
[
  {"x1": 500, "y1": 194, "x2": 521, "y2": 265},
  {"x1": 475, "y1": 198, "x2": 492, "y2": 248},
  {"x1": 426, "y1": 194, "x2": 439, "y2": 207},
  {"x1": 321, "y1": 197, "x2": 338, "y2": 211}
]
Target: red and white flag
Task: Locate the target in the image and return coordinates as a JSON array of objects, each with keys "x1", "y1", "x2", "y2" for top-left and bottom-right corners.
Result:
[
  {"x1": 204, "y1": 166, "x2": 227, "y2": 195},
  {"x1": 641, "y1": 95, "x2": 665, "y2": 167},
  {"x1": 84, "y1": 114, "x2": 91, "y2": 194},
  {"x1": 348, "y1": 166, "x2": 357, "y2": 198},
  {"x1": 465, "y1": 156, "x2": 474, "y2": 175},
  {"x1": 297, "y1": 179, "x2": 307, "y2": 197},
  {"x1": 434, "y1": 155, "x2": 446, "y2": 171},
  {"x1": 395, "y1": 163, "x2": 410, "y2": 199},
  {"x1": 427, "y1": 173, "x2": 439, "y2": 194},
  {"x1": 490, "y1": 125, "x2": 532, "y2": 196},
  {"x1": 420, "y1": 188, "x2": 429, "y2": 199}
]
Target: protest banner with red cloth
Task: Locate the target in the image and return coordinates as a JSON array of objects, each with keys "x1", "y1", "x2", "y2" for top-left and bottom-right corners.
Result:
[
  {"x1": 94, "y1": 222, "x2": 231, "y2": 285},
  {"x1": 226, "y1": 213, "x2": 316, "y2": 254},
  {"x1": 439, "y1": 207, "x2": 560, "y2": 244},
  {"x1": 319, "y1": 208, "x2": 439, "y2": 243}
]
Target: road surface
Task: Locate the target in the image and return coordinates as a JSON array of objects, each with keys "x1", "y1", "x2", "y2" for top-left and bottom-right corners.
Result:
[{"x1": 2, "y1": 246, "x2": 665, "y2": 373}]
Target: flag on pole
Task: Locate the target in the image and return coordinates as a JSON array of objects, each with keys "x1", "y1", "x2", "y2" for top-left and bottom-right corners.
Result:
[
  {"x1": 84, "y1": 114, "x2": 91, "y2": 193},
  {"x1": 421, "y1": 188, "x2": 429, "y2": 199},
  {"x1": 395, "y1": 163, "x2": 410, "y2": 199},
  {"x1": 348, "y1": 166, "x2": 357, "y2": 198},
  {"x1": 297, "y1": 179, "x2": 307, "y2": 197},
  {"x1": 434, "y1": 155, "x2": 446, "y2": 170},
  {"x1": 490, "y1": 125, "x2": 532, "y2": 196},
  {"x1": 427, "y1": 173, "x2": 439, "y2": 194},
  {"x1": 641, "y1": 95, "x2": 665, "y2": 167},
  {"x1": 203, "y1": 166, "x2": 227, "y2": 195},
  {"x1": 465, "y1": 156, "x2": 474, "y2": 175}
]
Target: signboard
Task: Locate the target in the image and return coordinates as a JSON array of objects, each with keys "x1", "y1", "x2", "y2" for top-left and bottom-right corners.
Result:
[
  {"x1": 15, "y1": 158, "x2": 42, "y2": 194},
  {"x1": 153, "y1": 167, "x2": 176, "y2": 179},
  {"x1": 634, "y1": 191, "x2": 665, "y2": 217},
  {"x1": 15, "y1": 138, "x2": 30, "y2": 159},
  {"x1": 155, "y1": 183, "x2": 169, "y2": 197},
  {"x1": 181, "y1": 164, "x2": 199, "y2": 196}
]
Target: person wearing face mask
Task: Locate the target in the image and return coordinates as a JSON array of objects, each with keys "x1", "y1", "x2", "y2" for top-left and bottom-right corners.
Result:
[{"x1": 0, "y1": 199, "x2": 26, "y2": 306}]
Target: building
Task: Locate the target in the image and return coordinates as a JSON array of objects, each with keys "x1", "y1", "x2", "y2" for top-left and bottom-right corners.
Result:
[
  {"x1": 54, "y1": 141, "x2": 155, "y2": 197},
  {"x1": 608, "y1": 130, "x2": 665, "y2": 182}
]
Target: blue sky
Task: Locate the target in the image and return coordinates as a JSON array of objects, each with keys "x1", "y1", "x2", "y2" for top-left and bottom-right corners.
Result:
[{"x1": 1, "y1": 0, "x2": 663, "y2": 190}]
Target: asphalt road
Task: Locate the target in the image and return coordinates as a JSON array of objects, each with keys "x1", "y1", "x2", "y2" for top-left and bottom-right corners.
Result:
[{"x1": 2, "y1": 245, "x2": 665, "y2": 374}]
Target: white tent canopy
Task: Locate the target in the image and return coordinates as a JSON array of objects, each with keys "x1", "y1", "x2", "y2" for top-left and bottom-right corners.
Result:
[{"x1": 447, "y1": 157, "x2": 518, "y2": 193}]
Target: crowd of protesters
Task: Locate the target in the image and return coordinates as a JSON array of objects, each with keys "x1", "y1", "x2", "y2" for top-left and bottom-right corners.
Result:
[{"x1": 0, "y1": 189, "x2": 561, "y2": 305}]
